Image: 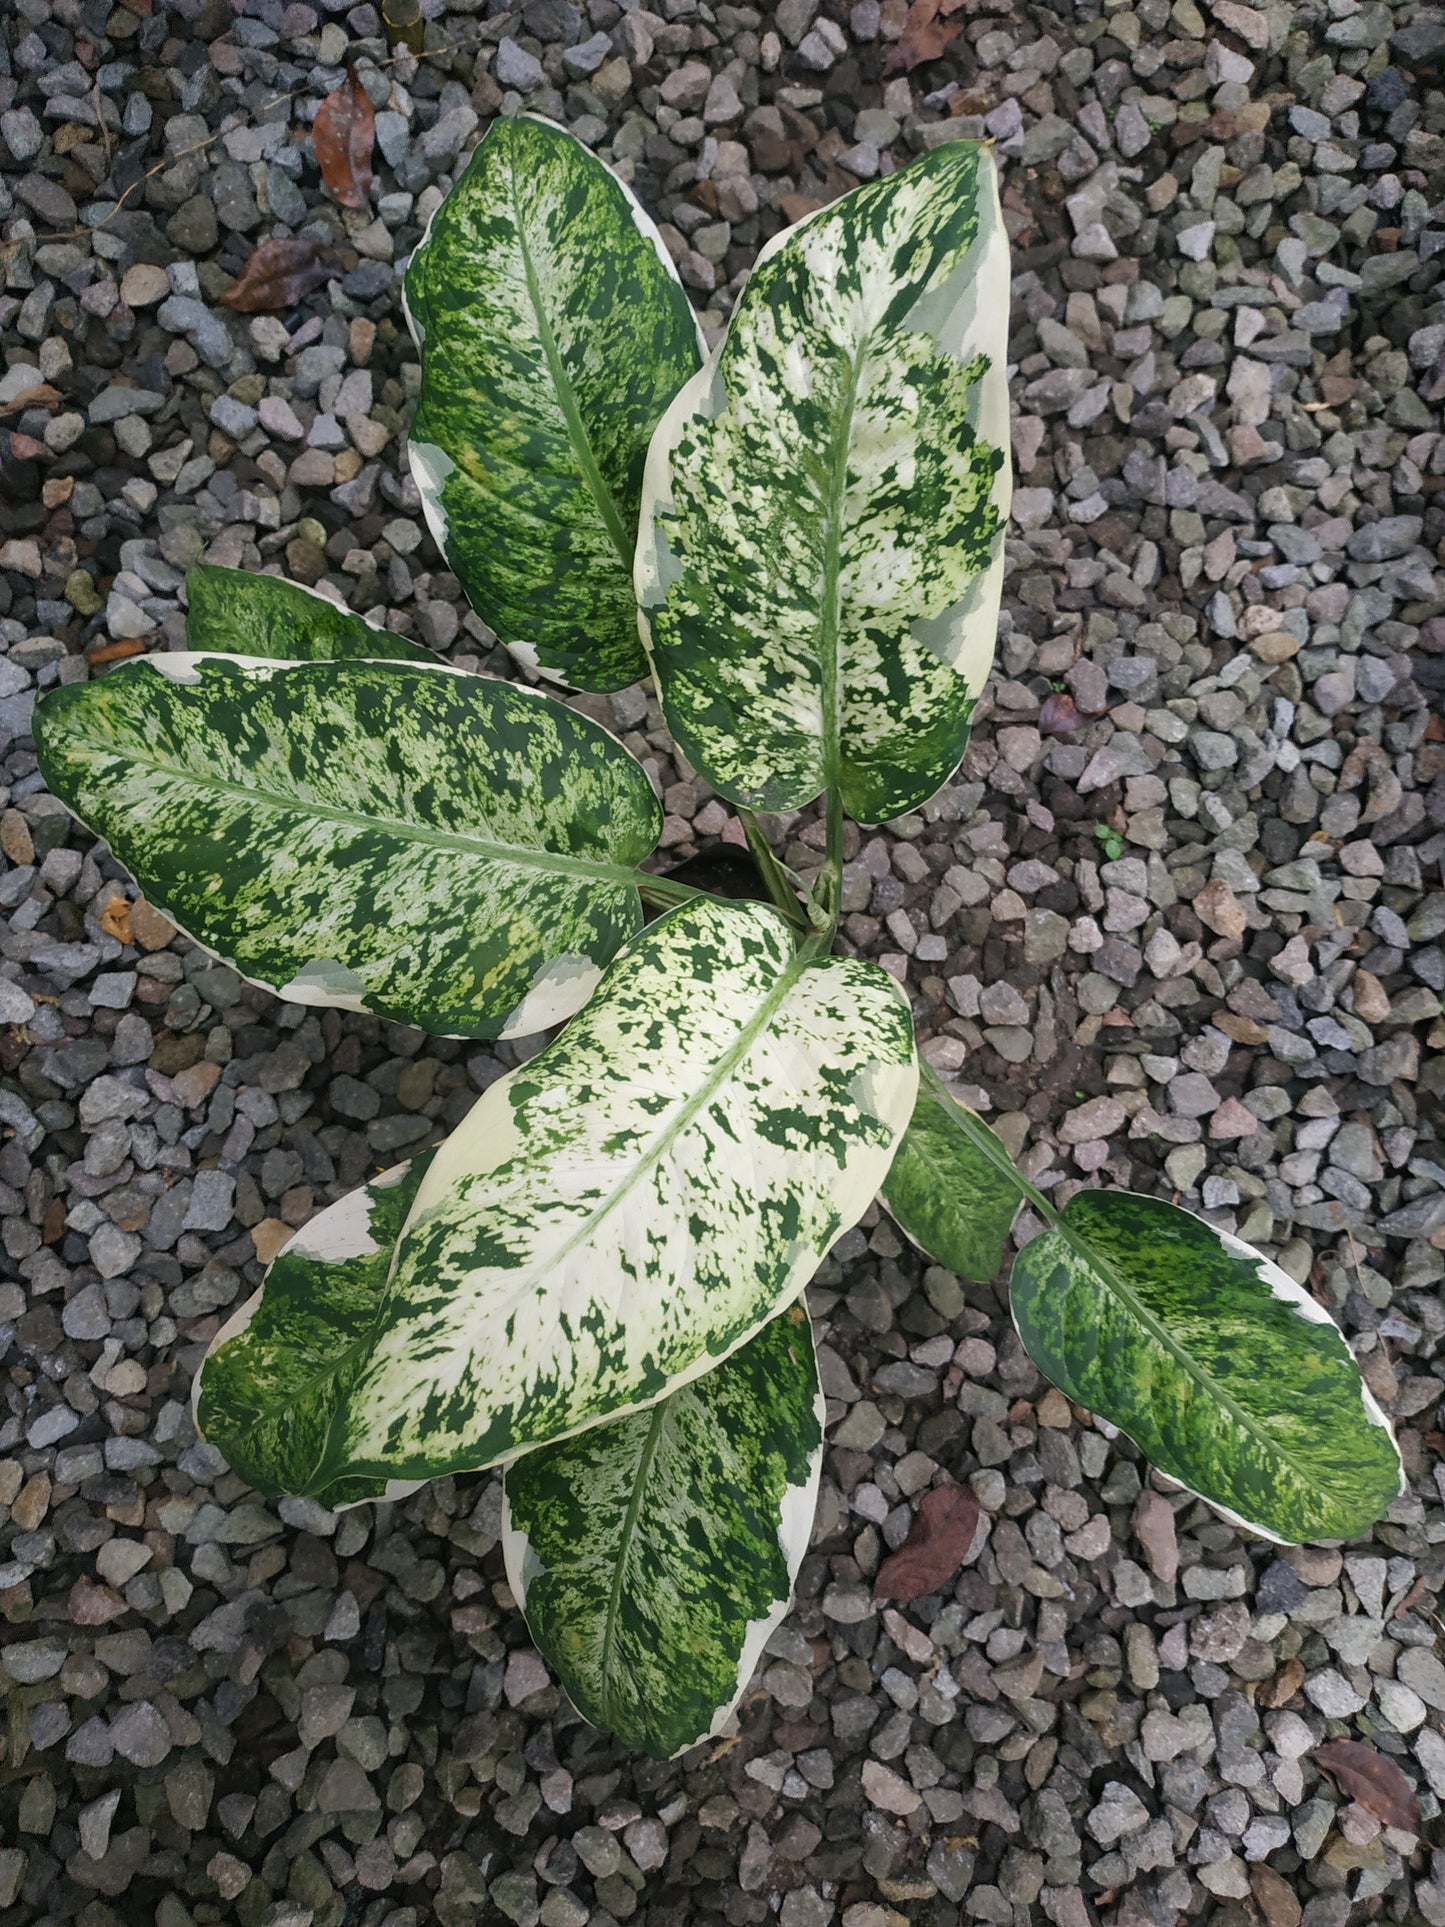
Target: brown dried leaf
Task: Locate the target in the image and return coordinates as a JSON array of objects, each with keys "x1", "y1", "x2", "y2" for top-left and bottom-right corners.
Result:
[
  {"x1": 218, "y1": 236, "x2": 344, "y2": 313},
  {"x1": 1313, "y1": 1740, "x2": 1420, "y2": 1835},
  {"x1": 884, "y1": 0, "x2": 971, "y2": 76},
  {"x1": 1260, "y1": 1655, "x2": 1305, "y2": 1708},
  {"x1": 312, "y1": 66, "x2": 375, "y2": 210},
  {"x1": 0, "y1": 383, "x2": 64, "y2": 418},
  {"x1": 99, "y1": 897, "x2": 133, "y2": 945},
  {"x1": 874, "y1": 1482, "x2": 981, "y2": 1603},
  {"x1": 1038, "y1": 690, "x2": 1085, "y2": 735}
]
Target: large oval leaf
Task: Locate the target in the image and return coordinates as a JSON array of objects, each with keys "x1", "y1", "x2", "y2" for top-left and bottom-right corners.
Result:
[
  {"x1": 637, "y1": 139, "x2": 1010, "y2": 823},
  {"x1": 35, "y1": 655, "x2": 662, "y2": 1040},
  {"x1": 503, "y1": 1304, "x2": 823, "y2": 1760},
  {"x1": 405, "y1": 113, "x2": 704, "y2": 693},
  {"x1": 881, "y1": 1083, "x2": 1021, "y2": 1283},
  {"x1": 194, "y1": 1155, "x2": 435, "y2": 1507},
  {"x1": 1011, "y1": 1191, "x2": 1405, "y2": 1544},
  {"x1": 184, "y1": 564, "x2": 435, "y2": 663},
  {"x1": 315, "y1": 897, "x2": 916, "y2": 1486}
]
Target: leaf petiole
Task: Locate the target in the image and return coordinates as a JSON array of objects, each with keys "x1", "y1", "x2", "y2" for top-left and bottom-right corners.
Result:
[
  {"x1": 916, "y1": 1058, "x2": 1057, "y2": 1227},
  {"x1": 635, "y1": 872, "x2": 716, "y2": 913}
]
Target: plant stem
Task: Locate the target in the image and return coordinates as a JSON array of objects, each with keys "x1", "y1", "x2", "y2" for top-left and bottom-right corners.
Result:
[
  {"x1": 738, "y1": 807, "x2": 809, "y2": 931},
  {"x1": 638, "y1": 860, "x2": 811, "y2": 934},
  {"x1": 635, "y1": 873, "x2": 714, "y2": 912},
  {"x1": 806, "y1": 785, "x2": 847, "y2": 945},
  {"x1": 917, "y1": 1058, "x2": 1059, "y2": 1227}
]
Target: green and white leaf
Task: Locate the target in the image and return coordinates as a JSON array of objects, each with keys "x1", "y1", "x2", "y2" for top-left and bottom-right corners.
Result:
[
  {"x1": 313, "y1": 896, "x2": 916, "y2": 1488},
  {"x1": 404, "y1": 113, "x2": 704, "y2": 693},
  {"x1": 194, "y1": 1154, "x2": 435, "y2": 1508},
  {"x1": 185, "y1": 563, "x2": 435, "y2": 663},
  {"x1": 881, "y1": 1083, "x2": 1021, "y2": 1282},
  {"x1": 503, "y1": 1304, "x2": 824, "y2": 1760},
  {"x1": 1010, "y1": 1191, "x2": 1405, "y2": 1545},
  {"x1": 34, "y1": 654, "x2": 662, "y2": 1040},
  {"x1": 637, "y1": 139, "x2": 1010, "y2": 824}
]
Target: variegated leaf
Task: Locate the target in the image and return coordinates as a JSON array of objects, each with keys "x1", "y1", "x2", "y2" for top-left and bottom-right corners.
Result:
[
  {"x1": 34, "y1": 654, "x2": 662, "y2": 1040},
  {"x1": 503, "y1": 1304, "x2": 824, "y2": 1759},
  {"x1": 404, "y1": 113, "x2": 704, "y2": 692},
  {"x1": 637, "y1": 139, "x2": 1010, "y2": 823},
  {"x1": 194, "y1": 1155, "x2": 435, "y2": 1507},
  {"x1": 313, "y1": 897, "x2": 916, "y2": 1487},
  {"x1": 881, "y1": 1084, "x2": 1021, "y2": 1282},
  {"x1": 1011, "y1": 1191, "x2": 1405, "y2": 1545},
  {"x1": 185, "y1": 563, "x2": 435, "y2": 662}
]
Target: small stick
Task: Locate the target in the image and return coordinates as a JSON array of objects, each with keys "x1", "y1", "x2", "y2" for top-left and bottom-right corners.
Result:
[{"x1": 94, "y1": 81, "x2": 113, "y2": 169}]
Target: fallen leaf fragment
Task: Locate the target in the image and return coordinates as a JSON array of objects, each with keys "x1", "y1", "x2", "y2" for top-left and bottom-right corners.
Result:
[
  {"x1": 885, "y1": 0, "x2": 970, "y2": 75},
  {"x1": 1261, "y1": 1655, "x2": 1305, "y2": 1708},
  {"x1": 874, "y1": 1482, "x2": 981, "y2": 1602},
  {"x1": 99, "y1": 897, "x2": 134, "y2": 945},
  {"x1": 0, "y1": 383, "x2": 64, "y2": 418},
  {"x1": 312, "y1": 66, "x2": 375, "y2": 210},
  {"x1": 1313, "y1": 1739, "x2": 1420, "y2": 1835},
  {"x1": 1038, "y1": 690, "x2": 1090, "y2": 735},
  {"x1": 218, "y1": 236, "x2": 344, "y2": 313}
]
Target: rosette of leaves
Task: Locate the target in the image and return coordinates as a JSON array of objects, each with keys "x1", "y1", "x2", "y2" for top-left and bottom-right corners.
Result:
[{"x1": 36, "y1": 122, "x2": 1403, "y2": 1760}]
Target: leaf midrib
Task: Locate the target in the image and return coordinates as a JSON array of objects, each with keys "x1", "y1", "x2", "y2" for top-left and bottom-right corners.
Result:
[
  {"x1": 508, "y1": 151, "x2": 633, "y2": 569},
  {"x1": 818, "y1": 348, "x2": 866, "y2": 797},
  {"x1": 598, "y1": 1397, "x2": 671, "y2": 1715},
  {"x1": 73, "y1": 738, "x2": 652, "y2": 891},
  {"x1": 327, "y1": 922, "x2": 814, "y2": 1480},
  {"x1": 439, "y1": 934, "x2": 808, "y2": 1308},
  {"x1": 1045, "y1": 1213, "x2": 1357, "y2": 1504}
]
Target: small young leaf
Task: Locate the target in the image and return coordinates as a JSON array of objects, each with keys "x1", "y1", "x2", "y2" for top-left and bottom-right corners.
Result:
[
  {"x1": 873, "y1": 1482, "x2": 981, "y2": 1602},
  {"x1": 194, "y1": 1154, "x2": 435, "y2": 1504},
  {"x1": 218, "y1": 236, "x2": 342, "y2": 313},
  {"x1": 1011, "y1": 1191, "x2": 1405, "y2": 1544},
  {"x1": 184, "y1": 566, "x2": 435, "y2": 663},
  {"x1": 405, "y1": 114, "x2": 704, "y2": 692},
  {"x1": 504, "y1": 1306, "x2": 823, "y2": 1760},
  {"x1": 880, "y1": 1084, "x2": 1021, "y2": 1282},
  {"x1": 317, "y1": 897, "x2": 917, "y2": 1488},
  {"x1": 35, "y1": 655, "x2": 663, "y2": 1040},
  {"x1": 638, "y1": 140, "x2": 1010, "y2": 823},
  {"x1": 1312, "y1": 1740, "x2": 1420, "y2": 1834},
  {"x1": 312, "y1": 66, "x2": 375, "y2": 210}
]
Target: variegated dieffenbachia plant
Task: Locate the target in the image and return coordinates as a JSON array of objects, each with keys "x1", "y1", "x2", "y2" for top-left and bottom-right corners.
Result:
[{"x1": 34, "y1": 117, "x2": 1404, "y2": 1762}]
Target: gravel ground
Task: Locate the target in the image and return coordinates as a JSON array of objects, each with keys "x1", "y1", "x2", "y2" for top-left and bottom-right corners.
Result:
[{"x1": 2, "y1": 0, "x2": 1445, "y2": 1922}]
